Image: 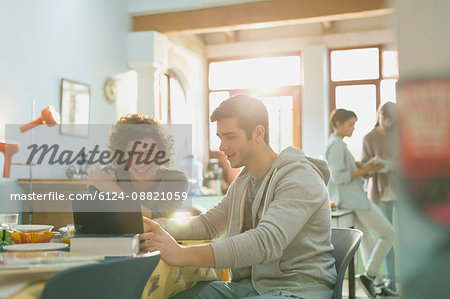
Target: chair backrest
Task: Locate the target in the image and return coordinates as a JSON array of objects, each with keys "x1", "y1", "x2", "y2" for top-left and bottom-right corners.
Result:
[
  {"x1": 42, "y1": 253, "x2": 160, "y2": 299},
  {"x1": 331, "y1": 228, "x2": 363, "y2": 299}
]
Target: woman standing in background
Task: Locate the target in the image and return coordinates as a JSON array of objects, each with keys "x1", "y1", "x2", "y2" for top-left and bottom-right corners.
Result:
[
  {"x1": 361, "y1": 102, "x2": 398, "y2": 292},
  {"x1": 325, "y1": 108, "x2": 398, "y2": 299}
]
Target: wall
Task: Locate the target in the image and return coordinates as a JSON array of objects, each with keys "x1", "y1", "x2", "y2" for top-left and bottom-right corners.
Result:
[
  {"x1": 0, "y1": 0, "x2": 129, "y2": 132},
  {"x1": 0, "y1": 0, "x2": 129, "y2": 180}
]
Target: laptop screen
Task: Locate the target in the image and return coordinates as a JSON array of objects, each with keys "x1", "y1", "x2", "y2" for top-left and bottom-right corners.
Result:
[
  {"x1": 73, "y1": 211, "x2": 144, "y2": 235},
  {"x1": 72, "y1": 186, "x2": 144, "y2": 235}
]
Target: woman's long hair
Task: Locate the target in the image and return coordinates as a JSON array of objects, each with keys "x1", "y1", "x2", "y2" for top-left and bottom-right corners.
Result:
[{"x1": 375, "y1": 102, "x2": 397, "y2": 134}]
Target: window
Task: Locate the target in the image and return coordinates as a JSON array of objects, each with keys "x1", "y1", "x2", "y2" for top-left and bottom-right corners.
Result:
[
  {"x1": 209, "y1": 56, "x2": 301, "y2": 90},
  {"x1": 331, "y1": 48, "x2": 379, "y2": 81},
  {"x1": 329, "y1": 46, "x2": 399, "y2": 158},
  {"x1": 208, "y1": 54, "x2": 302, "y2": 152},
  {"x1": 158, "y1": 70, "x2": 191, "y2": 124}
]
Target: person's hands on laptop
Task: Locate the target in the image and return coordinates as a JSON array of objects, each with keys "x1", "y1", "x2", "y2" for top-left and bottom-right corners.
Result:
[
  {"x1": 140, "y1": 217, "x2": 185, "y2": 266},
  {"x1": 140, "y1": 216, "x2": 215, "y2": 268}
]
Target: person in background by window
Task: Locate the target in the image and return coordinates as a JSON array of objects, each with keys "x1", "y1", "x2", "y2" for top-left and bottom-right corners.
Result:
[
  {"x1": 361, "y1": 102, "x2": 398, "y2": 292},
  {"x1": 325, "y1": 108, "x2": 399, "y2": 299}
]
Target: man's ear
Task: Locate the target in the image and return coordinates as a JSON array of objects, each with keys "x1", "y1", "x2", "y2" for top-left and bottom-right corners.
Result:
[{"x1": 254, "y1": 125, "x2": 265, "y2": 143}]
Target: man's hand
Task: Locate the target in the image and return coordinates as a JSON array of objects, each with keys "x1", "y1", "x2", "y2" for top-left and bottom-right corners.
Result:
[
  {"x1": 140, "y1": 217, "x2": 186, "y2": 266},
  {"x1": 142, "y1": 216, "x2": 167, "y2": 232}
]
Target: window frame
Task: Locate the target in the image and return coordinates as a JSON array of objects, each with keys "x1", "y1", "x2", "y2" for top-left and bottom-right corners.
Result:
[
  {"x1": 158, "y1": 69, "x2": 187, "y2": 124},
  {"x1": 328, "y1": 45, "x2": 400, "y2": 159},
  {"x1": 328, "y1": 45, "x2": 384, "y2": 116}
]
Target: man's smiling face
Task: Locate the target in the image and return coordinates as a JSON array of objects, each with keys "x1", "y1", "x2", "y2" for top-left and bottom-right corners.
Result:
[{"x1": 217, "y1": 117, "x2": 254, "y2": 169}]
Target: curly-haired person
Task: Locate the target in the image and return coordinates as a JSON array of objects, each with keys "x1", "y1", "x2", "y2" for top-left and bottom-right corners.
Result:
[{"x1": 88, "y1": 114, "x2": 188, "y2": 219}]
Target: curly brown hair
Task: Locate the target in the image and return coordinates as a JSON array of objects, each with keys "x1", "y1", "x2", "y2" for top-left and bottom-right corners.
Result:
[{"x1": 108, "y1": 114, "x2": 174, "y2": 169}]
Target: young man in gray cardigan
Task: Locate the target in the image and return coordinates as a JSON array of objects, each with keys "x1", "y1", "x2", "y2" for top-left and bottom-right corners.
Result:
[{"x1": 140, "y1": 95, "x2": 337, "y2": 298}]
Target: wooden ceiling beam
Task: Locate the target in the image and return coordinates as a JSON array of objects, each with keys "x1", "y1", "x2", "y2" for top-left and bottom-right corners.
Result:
[{"x1": 132, "y1": 0, "x2": 393, "y2": 35}]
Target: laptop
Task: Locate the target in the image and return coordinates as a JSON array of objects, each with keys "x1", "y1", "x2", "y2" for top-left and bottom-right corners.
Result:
[
  {"x1": 72, "y1": 187, "x2": 144, "y2": 235},
  {"x1": 72, "y1": 211, "x2": 144, "y2": 235}
]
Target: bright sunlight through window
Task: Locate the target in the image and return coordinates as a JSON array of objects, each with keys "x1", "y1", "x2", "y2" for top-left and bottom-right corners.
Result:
[
  {"x1": 381, "y1": 79, "x2": 398, "y2": 104},
  {"x1": 336, "y1": 84, "x2": 377, "y2": 159},
  {"x1": 382, "y1": 51, "x2": 399, "y2": 78},
  {"x1": 331, "y1": 48, "x2": 379, "y2": 81},
  {"x1": 209, "y1": 56, "x2": 301, "y2": 91}
]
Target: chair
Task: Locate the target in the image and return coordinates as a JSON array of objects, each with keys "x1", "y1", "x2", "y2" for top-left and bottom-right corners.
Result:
[
  {"x1": 331, "y1": 228, "x2": 363, "y2": 299},
  {"x1": 42, "y1": 253, "x2": 160, "y2": 299}
]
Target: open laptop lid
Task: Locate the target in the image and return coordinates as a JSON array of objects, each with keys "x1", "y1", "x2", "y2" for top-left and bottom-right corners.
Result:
[
  {"x1": 73, "y1": 211, "x2": 144, "y2": 235},
  {"x1": 72, "y1": 186, "x2": 144, "y2": 235}
]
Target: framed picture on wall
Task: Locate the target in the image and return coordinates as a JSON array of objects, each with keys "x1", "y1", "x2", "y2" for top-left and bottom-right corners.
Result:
[{"x1": 60, "y1": 79, "x2": 90, "y2": 137}]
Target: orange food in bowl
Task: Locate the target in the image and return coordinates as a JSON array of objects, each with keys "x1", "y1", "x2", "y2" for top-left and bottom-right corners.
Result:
[{"x1": 9, "y1": 231, "x2": 55, "y2": 244}]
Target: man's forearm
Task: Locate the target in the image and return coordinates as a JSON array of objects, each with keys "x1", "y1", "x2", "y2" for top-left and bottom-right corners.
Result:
[{"x1": 180, "y1": 244, "x2": 215, "y2": 268}]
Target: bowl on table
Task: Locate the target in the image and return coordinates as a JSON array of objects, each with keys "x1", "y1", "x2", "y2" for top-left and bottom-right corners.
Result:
[
  {"x1": 9, "y1": 225, "x2": 55, "y2": 244},
  {"x1": 14, "y1": 225, "x2": 54, "y2": 232}
]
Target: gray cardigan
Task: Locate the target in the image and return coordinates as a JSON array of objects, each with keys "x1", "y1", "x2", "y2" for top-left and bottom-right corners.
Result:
[
  {"x1": 361, "y1": 128, "x2": 396, "y2": 203},
  {"x1": 325, "y1": 134, "x2": 370, "y2": 211},
  {"x1": 166, "y1": 147, "x2": 337, "y2": 298}
]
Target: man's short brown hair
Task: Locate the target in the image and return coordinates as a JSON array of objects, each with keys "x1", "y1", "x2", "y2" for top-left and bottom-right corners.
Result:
[{"x1": 210, "y1": 94, "x2": 269, "y2": 143}]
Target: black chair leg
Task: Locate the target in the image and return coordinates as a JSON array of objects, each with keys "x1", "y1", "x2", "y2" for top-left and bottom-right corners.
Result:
[{"x1": 349, "y1": 255, "x2": 355, "y2": 299}]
